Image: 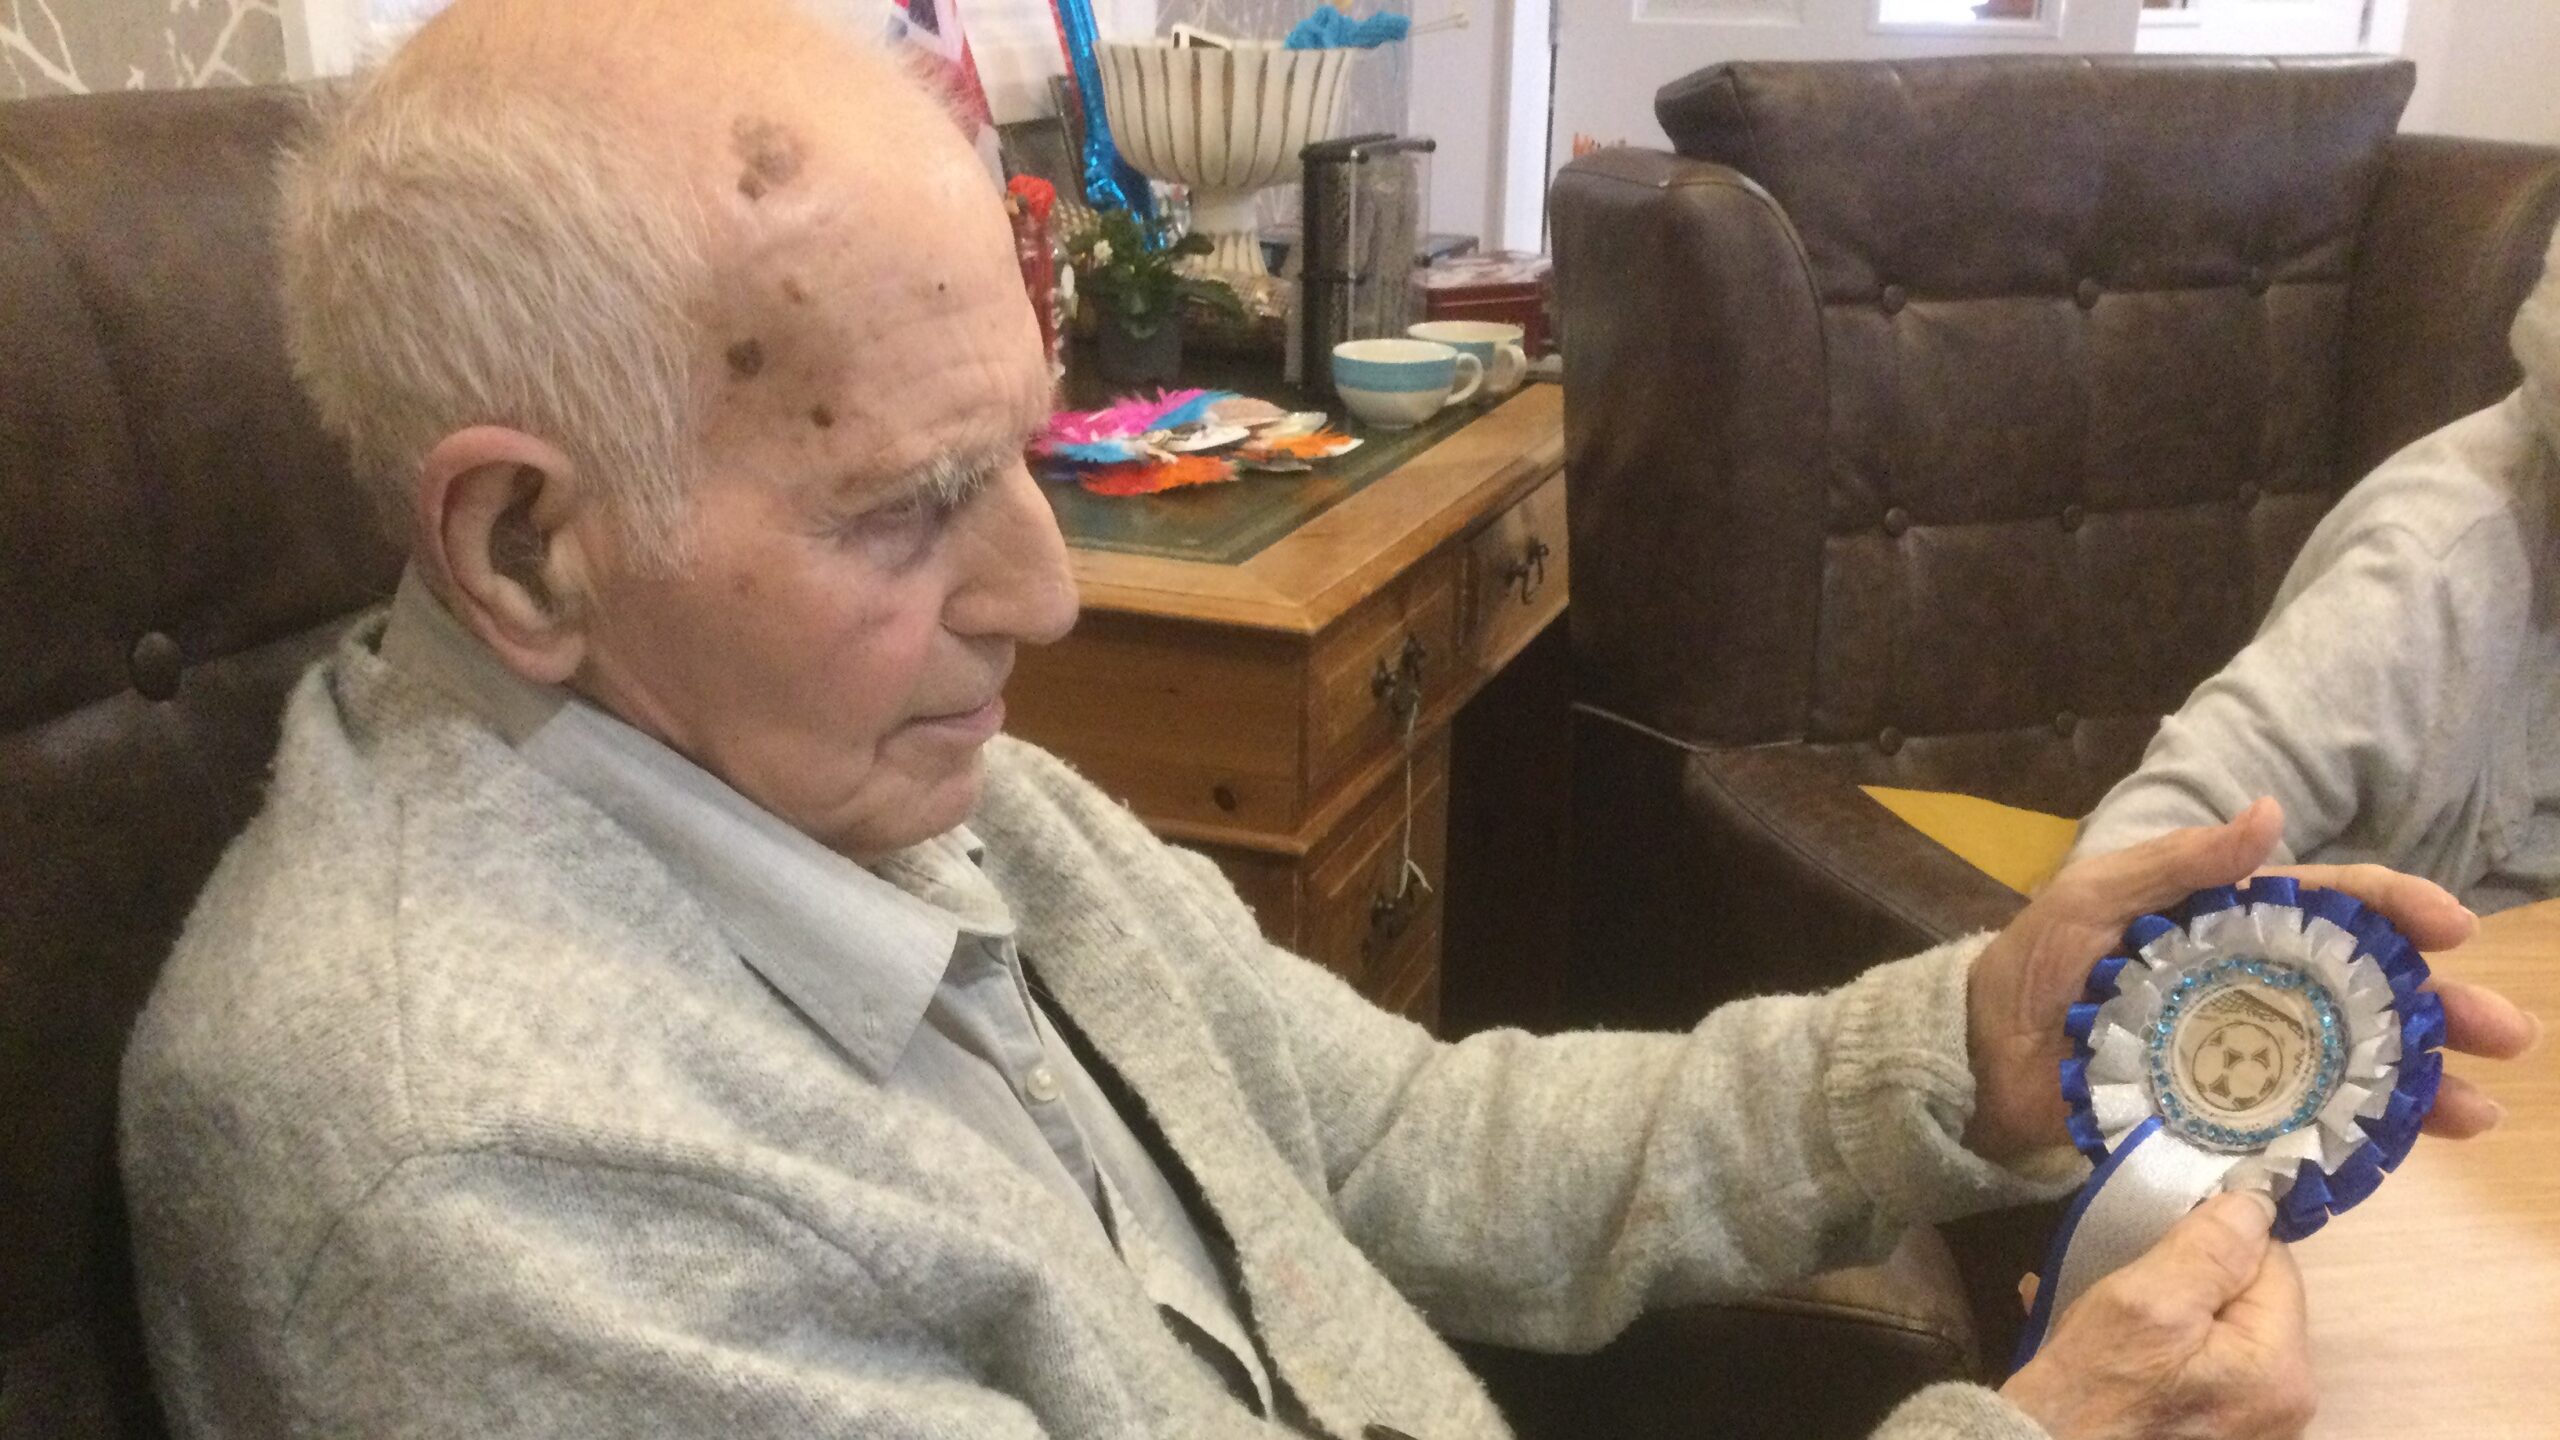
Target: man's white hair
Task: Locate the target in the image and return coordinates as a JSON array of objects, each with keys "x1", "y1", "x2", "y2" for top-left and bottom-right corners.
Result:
[
  {"x1": 2512, "y1": 217, "x2": 2560, "y2": 447},
  {"x1": 277, "y1": 71, "x2": 710, "y2": 570}
]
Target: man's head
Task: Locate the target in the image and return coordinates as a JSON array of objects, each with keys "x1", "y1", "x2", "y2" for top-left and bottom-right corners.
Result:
[
  {"x1": 280, "y1": 0, "x2": 1078, "y2": 863},
  {"x1": 2514, "y1": 217, "x2": 2560, "y2": 453}
]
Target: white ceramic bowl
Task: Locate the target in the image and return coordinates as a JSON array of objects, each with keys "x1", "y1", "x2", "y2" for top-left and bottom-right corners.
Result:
[{"x1": 1098, "y1": 40, "x2": 1359, "y2": 283}]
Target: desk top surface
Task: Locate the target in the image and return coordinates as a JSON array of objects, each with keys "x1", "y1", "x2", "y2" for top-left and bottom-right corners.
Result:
[
  {"x1": 1055, "y1": 385, "x2": 1563, "y2": 636},
  {"x1": 2301, "y1": 898, "x2": 2557, "y2": 1438}
]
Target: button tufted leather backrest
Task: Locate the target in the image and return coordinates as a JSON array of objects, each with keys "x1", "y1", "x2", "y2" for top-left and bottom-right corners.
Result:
[
  {"x1": 0, "y1": 85, "x2": 400, "y2": 1439},
  {"x1": 1560, "y1": 55, "x2": 2560, "y2": 817}
]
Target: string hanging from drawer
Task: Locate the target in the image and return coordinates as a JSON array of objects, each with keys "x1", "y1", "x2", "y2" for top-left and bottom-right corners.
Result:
[{"x1": 1391, "y1": 690, "x2": 1431, "y2": 905}]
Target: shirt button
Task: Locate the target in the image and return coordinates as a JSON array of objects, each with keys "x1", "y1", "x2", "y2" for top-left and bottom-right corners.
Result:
[{"x1": 1024, "y1": 1064, "x2": 1062, "y2": 1104}]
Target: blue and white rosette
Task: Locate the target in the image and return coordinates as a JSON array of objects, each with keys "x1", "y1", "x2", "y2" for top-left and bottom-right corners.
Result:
[{"x1": 2013, "y1": 878, "x2": 2444, "y2": 1367}]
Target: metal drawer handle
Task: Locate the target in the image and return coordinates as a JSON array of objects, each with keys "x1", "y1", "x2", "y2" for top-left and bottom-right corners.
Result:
[
  {"x1": 1501, "y1": 536, "x2": 1551, "y2": 605},
  {"x1": 1370, "y1": 633, "x2": 1428, "y2": 726},
  {"x1": 1365, "y1": 882, "x2": 1421, "y2": 961}
]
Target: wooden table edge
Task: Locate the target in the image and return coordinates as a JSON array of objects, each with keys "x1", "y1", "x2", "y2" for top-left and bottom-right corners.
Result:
[{"x1": 1064, "y1": 386, "x2": 1567, "y2": 636}]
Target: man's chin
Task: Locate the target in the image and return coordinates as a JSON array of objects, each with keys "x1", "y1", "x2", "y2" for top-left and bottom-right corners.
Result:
[{"x1": 824, "y1": 758, "x2": 988, "y2": 866}]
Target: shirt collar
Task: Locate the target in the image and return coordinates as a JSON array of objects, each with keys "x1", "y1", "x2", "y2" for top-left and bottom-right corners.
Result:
[{"x1": 379, "y1": 568, "x2": 1006, "y2": 1079}]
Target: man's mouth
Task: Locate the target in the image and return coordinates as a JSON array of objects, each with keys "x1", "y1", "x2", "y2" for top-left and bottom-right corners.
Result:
[{"x1": 912, "y1": 694, "x2": 1006, "y2": 738}]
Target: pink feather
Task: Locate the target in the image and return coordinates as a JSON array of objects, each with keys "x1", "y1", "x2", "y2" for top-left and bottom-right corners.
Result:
[{"x1": 1039, "y1": 388, "x2": 1214, "y2": 448}]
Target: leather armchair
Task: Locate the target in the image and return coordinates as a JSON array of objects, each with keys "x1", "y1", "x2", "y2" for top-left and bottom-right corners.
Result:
[
  {"x1": 1, "y1": 85, "x2": 403, "y2": 1438},
  {"x1": 1554, "y1": 56, "x2": 2560, "y2": 1023},
  {"x1": 1549, "y1": 54, "x2": 2560, "y2": 1374}
]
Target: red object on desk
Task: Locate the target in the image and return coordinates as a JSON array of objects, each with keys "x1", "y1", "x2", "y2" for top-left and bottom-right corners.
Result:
[
  {"x1": 1420, "y1": 251, "x2": 1555, "y2": 356},
  {"x1": 1006, "y1": 175, "x2": 1061, "y2": 377}
]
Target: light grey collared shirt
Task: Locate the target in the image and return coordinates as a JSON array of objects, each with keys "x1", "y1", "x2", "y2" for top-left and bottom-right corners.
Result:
[{"x1": 379, "y1": 572, "x2": 1273, "y2": 1415}]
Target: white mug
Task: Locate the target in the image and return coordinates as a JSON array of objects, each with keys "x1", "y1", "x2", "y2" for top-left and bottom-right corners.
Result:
[
  {"x1": 1407, "y1": 320, "x2": 1529, "y2": 399},
  {"x1": 1330, "y1": 338, "x2": 1484, "y2": 430}
]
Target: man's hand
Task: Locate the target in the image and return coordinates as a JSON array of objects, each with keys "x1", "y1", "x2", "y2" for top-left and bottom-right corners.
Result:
[
  {"x1": 2003, "y1": 1191, "x2": 2312, "y2": 1440},
  {"x1": 1963, "y1": 797, "x2": 2537, "y2": 1163}
]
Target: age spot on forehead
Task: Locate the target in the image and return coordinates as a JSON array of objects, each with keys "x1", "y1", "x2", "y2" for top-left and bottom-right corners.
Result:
[
  {"x1": 810, "y1": 403, "x2": 836, "y2": 429},
  {"x1": 726, "y1": 338, "x2": 766, "y2": 380},
  {"x1": 732, "y1": 115, "x2": 806, "y2": 201},
  {"x1": 782, "y1": 276, "x2": 809, "y2": 305}
]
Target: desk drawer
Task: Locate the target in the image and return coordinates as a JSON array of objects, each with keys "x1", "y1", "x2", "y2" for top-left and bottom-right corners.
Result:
[
  {"x1": 1462, "y1": 470, "x2": 1568, "y2": 673},
  {"x1": 1306, "y1": 554, "x2": 1462, "y2": 802}
]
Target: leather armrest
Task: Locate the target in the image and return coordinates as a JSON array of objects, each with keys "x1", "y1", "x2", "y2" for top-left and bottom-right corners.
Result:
[
  {"x1": 1566, "y1": 708, "x2": 2025, "y2": 1027},
  {"x1": 1682, "y1": 742, "x2": 2029, "y2": 978},
  {"x1": 1552, "y1": 150, "x2": 1830, "y2": 747},
  {"x1": 1458, "y1": 1229, "x2": 1977, "y2": 1440},
  {"x1": 2342, "y1": 133, "x2": 2560, "y2": 478}
]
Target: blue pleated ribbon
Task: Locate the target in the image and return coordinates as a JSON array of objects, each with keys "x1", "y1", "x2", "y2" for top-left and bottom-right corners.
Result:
[{"x1": 2014, "y1": 879, "x2": 2442, "y2": 1370}]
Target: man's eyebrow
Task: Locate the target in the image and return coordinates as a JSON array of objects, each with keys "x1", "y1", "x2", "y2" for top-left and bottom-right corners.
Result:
[{"x1": 870, "y1": 413, "x2": 1046, "y2": 506}]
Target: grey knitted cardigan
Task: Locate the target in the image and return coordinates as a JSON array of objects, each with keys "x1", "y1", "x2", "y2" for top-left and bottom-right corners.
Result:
[{"x1": 121, "y1": 622, "x2": 2059, "y2": 1439}]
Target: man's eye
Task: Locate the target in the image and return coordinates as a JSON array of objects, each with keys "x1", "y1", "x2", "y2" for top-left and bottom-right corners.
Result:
[
  {"x1": 865, "y1": 495, "x2": 936, "y2": 531},
  {"x1": 828, "y1": 489, "x2": 954, "y2": 562}
]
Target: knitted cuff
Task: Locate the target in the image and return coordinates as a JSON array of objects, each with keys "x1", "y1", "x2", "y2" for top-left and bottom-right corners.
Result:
[
  {"x1": 1824, "y1": 935, "x2": 2085, "y2": 1227},
  {"x1": 1873, "y1": 1382, "x2": 2053, "y2": 1440}
]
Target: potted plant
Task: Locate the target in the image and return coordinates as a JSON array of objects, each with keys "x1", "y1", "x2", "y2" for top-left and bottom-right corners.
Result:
[{"x1": 1065, "y1": 207, "x2": 1244, "y2": 386}]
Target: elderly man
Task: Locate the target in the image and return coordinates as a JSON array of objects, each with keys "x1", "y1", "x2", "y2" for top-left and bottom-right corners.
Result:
[
  {"x1": 2071, "y1": 225, "x2": 2560, "y2": 913},
  {"x1": 119, "y1": 3, "x2": 2531, "y2": 1438}
]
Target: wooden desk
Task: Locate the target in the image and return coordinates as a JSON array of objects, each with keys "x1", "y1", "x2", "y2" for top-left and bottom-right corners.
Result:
[
  {"x1": 1007, "y1": 386, "x2": 1568, "y2": 1028},
  {"x1": 2301, "y1": 899, "x2": 2557, "y2": 1438}
]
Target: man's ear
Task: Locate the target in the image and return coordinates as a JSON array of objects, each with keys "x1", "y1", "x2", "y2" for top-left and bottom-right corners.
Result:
[{"x1": 414, "y1": 426, "x2": 600, "y2": 685}]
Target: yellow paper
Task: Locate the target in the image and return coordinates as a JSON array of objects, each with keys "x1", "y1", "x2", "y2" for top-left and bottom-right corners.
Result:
[{"x1": 1860, "y1": 786, "x2": 2079, "y2": 896}]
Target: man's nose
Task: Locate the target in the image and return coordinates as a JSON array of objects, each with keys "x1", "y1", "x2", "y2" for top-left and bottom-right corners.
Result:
[{"x1": 957, "y1": 464, "x2": 1079, "y2": 645}]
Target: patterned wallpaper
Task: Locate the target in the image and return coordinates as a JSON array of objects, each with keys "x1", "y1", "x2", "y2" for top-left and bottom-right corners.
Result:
[{"x1": 3, "y1": 0, "x2": 288, "y2": 99}]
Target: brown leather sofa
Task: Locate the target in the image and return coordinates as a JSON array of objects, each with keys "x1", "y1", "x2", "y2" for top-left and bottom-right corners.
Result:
[
  {"x1": 1549, "y1": 53, "x2": 2560, "y2": 1364},
  {"x1": 2, "y1": 82, "x2": 1968, "y2": 1440}
]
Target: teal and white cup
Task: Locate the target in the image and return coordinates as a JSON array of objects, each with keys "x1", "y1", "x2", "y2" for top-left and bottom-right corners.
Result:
[
  {"x1": 1330, "y1": 338, "x2": 1484, "y2": 430},
  {"x1": 1407, "y1": 320, "x2": 1529, "y2": 399}
]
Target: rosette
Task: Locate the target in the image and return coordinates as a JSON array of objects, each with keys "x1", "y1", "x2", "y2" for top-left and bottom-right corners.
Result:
[{"x1": 2013, "y1": 877, "x2": 2444, "y2": 1367}]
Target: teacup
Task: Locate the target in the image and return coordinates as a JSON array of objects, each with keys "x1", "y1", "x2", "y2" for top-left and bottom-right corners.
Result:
[
  {"x1": 1407, "y1": 320, "x2": 1528, "y2": 399},
  {"x1": 1330, "y1": 338, "x2": 1483, "y2": 430}
]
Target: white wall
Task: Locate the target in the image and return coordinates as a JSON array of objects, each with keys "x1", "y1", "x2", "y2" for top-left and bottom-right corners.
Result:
[{"x1": 2395, "y1": 0, "x2": 2560, "y2": 146}]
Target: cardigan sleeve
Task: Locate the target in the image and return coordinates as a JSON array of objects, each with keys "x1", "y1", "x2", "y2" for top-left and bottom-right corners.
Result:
[
  {"x1": 1159, "y1": 848, "x2": 2077, "y2": 1355},
  {"x1": 2069, "y1": 505, "x2": 2534, "y2": 887},
  {"x1": 275, "y1": 1150, "x2": 1054, "y2": 1440}
]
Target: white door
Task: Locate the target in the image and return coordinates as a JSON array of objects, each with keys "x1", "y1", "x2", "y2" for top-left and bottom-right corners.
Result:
[{"x1": 1547, "y1": 0, "x2": 2144, "y2": 195}]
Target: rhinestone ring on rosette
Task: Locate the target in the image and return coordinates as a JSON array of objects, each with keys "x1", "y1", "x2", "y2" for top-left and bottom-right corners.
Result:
[{"x1": 2063, "y1": 876, "x2": 2446, "y2": 1241}]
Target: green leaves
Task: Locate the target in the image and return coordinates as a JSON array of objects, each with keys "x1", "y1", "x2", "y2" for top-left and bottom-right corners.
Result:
[{"x1": 1066, "y1": 206, "x2": 1239, "y2": 339}]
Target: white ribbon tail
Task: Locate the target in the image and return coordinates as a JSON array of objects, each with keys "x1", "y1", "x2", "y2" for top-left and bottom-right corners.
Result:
[{"x1": 2012, "y1": 1117, "x2": 2239, "y2": 1370}]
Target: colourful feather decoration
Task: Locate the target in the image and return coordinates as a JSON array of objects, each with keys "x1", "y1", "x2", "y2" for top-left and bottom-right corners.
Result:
[
  {"x1": 1078, "y1": 454, "x2": 1237, "y2": 496},
  {"x1": 1037, "y1": 389, "x2": 1234, "y2": 454}
]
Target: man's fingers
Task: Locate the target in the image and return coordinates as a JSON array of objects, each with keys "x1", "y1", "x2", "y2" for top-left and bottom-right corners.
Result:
[
  {"x1": 2419, "y1": 1073, "x2": 2507, "y2": 1139},
  {"x1": 2124, "y1": 1190, "x2": 2280, "y2": 1314},
  {"x1": 2060, "y1": 798, "x2": 2285, "y2": 917},
  {"x1": 2018, "y1": 1271, "x2": 2040, "y2": 1314},
  {"x1": 2214, "y1": 1237, "x2": 2310, "y2": 1371},
  {"x1": 2261, "y1": 860, "x2": 2476, "y2": 953},
  {"x1": 2435, "y1": 978, "x2": 2541, "y2": 1062}
]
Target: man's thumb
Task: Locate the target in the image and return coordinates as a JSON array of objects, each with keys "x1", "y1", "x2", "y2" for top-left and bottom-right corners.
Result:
[
  {"x1": 2146, "y1": 1190, "x2": 2280, "y2": 1310},
  {"x1": 2070, "y1": 797, "x2": 2284, "y2": 917}
]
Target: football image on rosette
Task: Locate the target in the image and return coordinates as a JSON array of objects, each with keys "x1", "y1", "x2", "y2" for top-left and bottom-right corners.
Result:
[{"x1": 2015, "y1": 877, "x2": 2445, "y2": 1366}]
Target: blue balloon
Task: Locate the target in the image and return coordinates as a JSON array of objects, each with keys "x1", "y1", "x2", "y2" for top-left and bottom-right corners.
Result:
[{"x1": 1050, "y1": 0, "x2": 1154, "y2": 220}]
